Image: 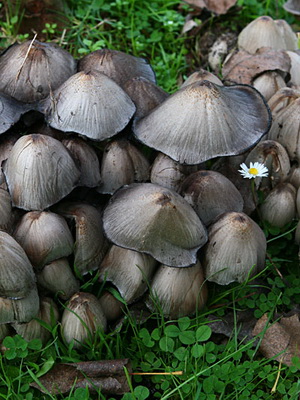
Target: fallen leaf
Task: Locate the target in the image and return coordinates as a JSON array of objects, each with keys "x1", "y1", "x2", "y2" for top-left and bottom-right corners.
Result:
[
  {"x1": 222, "y1": 48, "x2": 290, "y2": 85},
  {"x1": 182, "y1": 0, "x2": 237, "y2": 15},
  {"x1": 252, "y1": 313, "x2": 300, "y2": 366},
  {"x1": 30, "y1": 359, "x2": 131, "y2": 395}
]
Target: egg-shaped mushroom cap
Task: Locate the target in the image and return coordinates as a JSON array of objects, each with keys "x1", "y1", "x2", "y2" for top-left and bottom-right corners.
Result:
[
  {"x1": 78, "y1": 48, "x2": 156, "y2": 88},
  {"x1": 146, "y1": 260, "x2": 207, "y2": 318},
  {"x1": 0, "y1": 40, "x2": 76, "y2": 103},
  {"x1": 134, "y1": 80, "x2": 271, "y2": 165},
  {"x1": 103, "y1": 183, "x2": 208, "y2": 267},
  {"x1": 238, "y1": 16, "x2": 289, "y2": 54},
  {"x1": 181, "y1": 170, "x2": 244, "y2": 226},
  {"x1": 0, "y1": 231, "x2": 36, "y2": 299},
  {"x1": 3, "y1": 134, "x2": 80, "y2": 211},
  {"x1": 43, "y1": 70, "x2": 136, "y2": 141},
  {"x1": 13, "y1": 211, "x2": 74, "y2": 269},
  {"x1": 203, "y1": 212, "x2": 266, "y2": 285}
]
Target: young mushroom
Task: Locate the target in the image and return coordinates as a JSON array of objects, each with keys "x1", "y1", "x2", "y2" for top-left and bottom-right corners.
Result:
[{"x1": 103, "y1": 183, "x2": 208, "y2": 267}]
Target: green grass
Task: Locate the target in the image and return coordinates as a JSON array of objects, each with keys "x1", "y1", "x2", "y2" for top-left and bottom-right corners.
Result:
[{"x1": 0, "y1": 0, "x2": 300, "y2": 399}]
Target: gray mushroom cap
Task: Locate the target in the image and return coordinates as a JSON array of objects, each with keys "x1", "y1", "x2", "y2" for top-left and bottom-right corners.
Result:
[
  {"x1": 78, "y1": 48, "x2": 156, "y2": 88},
  {"x1": 3, "y1": 134, "x2": 80, "y2": 211},
  {"x1": 203, "y1": 212, "x2": 267, "y2": 285},
  {"x1": 181, "y1": 170, "x2": 244, "y2": 226},
  {"x1": 134, "y1": 80, "x2": 271, "y2": 164},
  {"x1": 0, "y1": 93, "x2": 31, "y2": 134},
  {"x1": 0, "y1": 40, "x2": 76, "y2": 103},
  {"x1": 103, "y1": 183, "x2": 208, "y2": 267},
  {"x1": 43, "y1": 70, "x2": 136, "y2": 141}
]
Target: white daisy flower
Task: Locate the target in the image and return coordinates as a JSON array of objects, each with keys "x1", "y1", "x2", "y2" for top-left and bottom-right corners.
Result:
[{"x1": 239, "y1": 162, "x2": 268, "y2": 179}]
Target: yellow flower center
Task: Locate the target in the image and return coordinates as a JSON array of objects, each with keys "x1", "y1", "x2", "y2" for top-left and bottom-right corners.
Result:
[{"x1": 249, "y1": 167, "x2": 258, "y2": 175}]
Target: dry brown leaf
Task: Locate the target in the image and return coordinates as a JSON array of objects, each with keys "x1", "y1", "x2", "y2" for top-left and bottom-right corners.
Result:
[
  {"x1": 183, "y1": 0, "x2": 237, "y2": 15},
  {"x1": 30, "y1": 359, "x2": 131, "y2": 395},
  {"x1": 222, "y1": 48, "x2": 290, "y2": 85},
  {"x1": 252, "y1": 313, "x2": 300, "y2": 366}
]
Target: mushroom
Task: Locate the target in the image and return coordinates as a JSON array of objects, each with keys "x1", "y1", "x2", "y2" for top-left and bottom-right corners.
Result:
[
  {"x1": 97, "y1": 140, "x2": 150, "y2": 195},
  {"x1": 260, "y1": 183, "x2": 297, "y2": 228},
  {"x1": 180, "y1": 170, "x2": 244, "y2": 225},
  {"x1": 3, "y1": 134, "x2": 80, "y2": 211},
  {"x1": 43, "y1": 70, "x2": 136, "y2": 141},
  {"x1": 0, "y1": 40, "x2": 76, "y2": 102},
  {"x1": 181, "y1": 69, "x2": 223, "y2": 88},
  {"x1": 253, "y1": 71, "x2": 286, "y2": 102},
  {"x1": 123, "y1": 76, "x2": 168, "y2": 121},
  {"x1": 103, "y1": 183, "x2": 208, "y2": 267},
  {"x1": 150, "y1": 153, "x2": 200, "y2": 192},
  {"x1": 237, "y1": 16, "x2": 297, "y2": 54},
  {"x1": 284, "y1": 0, "x2": 300, "y2": 16},
  {"x1": 62, "y1": 137, "x2": 102, "y2": 188},
  {"x1": 0, "y1": 231, "x2": 37, "y2": 299},
  {"x1": 36, "y1": 258, "x2": 79, "y2": 300},
  {"x1": 203, "y1": 212, "x2": 267, "y2": 285},
  {"x1": 53, "y1": 202, "x2": 109, "y2": 276},
  {"x1": 12, "y1": 297, "x2": 59, "y2": 344},
  {"x1": 134, "y1": 80, "x2": 271, "y2": 164},
  {"x1": 61, "y1": 292, "x2": 107, "y2": 349},
  {"x1": 78, "y1": 48, "x2": 156, "y2": 88},
  {"x1": 146, "y1": 261, "x2": 207, "y2": 319},
  {"x1": 0, "y1": 93, "x2": 31, "y2": 134},
  {"x1": 99, "y1": 245, "x2": 157, "y2": 304},
  {"x1": 13, "y1": 211, "x2": 74, "y2": 270}
]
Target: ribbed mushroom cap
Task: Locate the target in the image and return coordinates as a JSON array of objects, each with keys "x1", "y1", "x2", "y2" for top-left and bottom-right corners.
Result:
[
  {"x1": 3, "y1": 134, "x2": 80, "y2": 211},
  {"x1": 203, "y1": 212, "x2": 266, "y2": 285},
  {"x1": 103, "y1": 183, "x2": 208, "y2": 267},
  {"x1": 260, "y1": 183, "x2": 297, "y2": 228},
  {"x1": 99, "y1": 245, "x2": 157, "y2": 303},
  {"x1": 245, "y1": 140, "x2": 291, "y2": 191},
  {"x1": 253, "y1": 71, "x2": 286, "y2": 102},
  {"x1": 53, "y1": 202, "x2": 108, "y2": 276},
  {"x1": 268, "y1": 96, "x2": 300, "y2": 162},
  {"x1": 13, "y1": 211, "x2": 74, "y2": 269},
  {"x1": 0, "y1": 132, "x2": 21, "y2": 190},
  {"x1": 146, "y1": 261, "x2": 207, "y2": 319},
  {"x1": 286, "y1": 51, "x2": 300, "y2": 87},
  {"x1": 0, "y1": 288, "x2": 40, "y2": 324},
  {"x1": 284, "y1": 0, "x2": 300, "y2": 15},
  {"x1": 78, "y1": 49, "x2": 156, "y2": 88},
  {"x1": 181, "y1": 170, "x2": 244, "y2": 226},
  {"x1": 0, "y1": 40, "x2": 76, "y2": 103},
  {"x1": 0, "y1": 93, "x2": 30, "y2": 134},
  {"x1": 134, "y1": 80, "x2": 271, "y2": 164},
  {"x1": 97, "y1": 140, "x2": 150, "y2": 194},
  {"x1": 13, "y1": 297, "x2": 59, "y2": 344},
  {"x1": 62, "y1": 138, "x2": 101, "y2": 188},
  {"x1": 275, "y1": 19, "x2": 298, "y2": 50},
  {"x1": 238, "y1": 16, "x2": 293, "y2": 54},
  {"x1": 44, "y1": 70, "x2": 136, "y2": 141},
  {"x1": 61, "y1": 292, "x2": 107, "y2": 349},
  {"x1": 123, "y1": 76, "x2": 168, "y2": 121},
  {"x1": 0, "y1": 231, "x2": 36, "y2": 299}
]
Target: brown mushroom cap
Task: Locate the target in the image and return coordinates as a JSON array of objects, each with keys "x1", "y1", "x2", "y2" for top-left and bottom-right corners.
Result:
[
  {"x1": 103, "y1": 183, "x2": 208, "y2": 267},
  {"x1": 134, "y1": 80, "x2": 271, "y2": 164}
]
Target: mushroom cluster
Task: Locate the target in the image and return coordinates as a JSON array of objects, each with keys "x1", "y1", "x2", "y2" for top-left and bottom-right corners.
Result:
[{"x1": 0, "y1": 23, "x2": 298, "y2": 348}]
